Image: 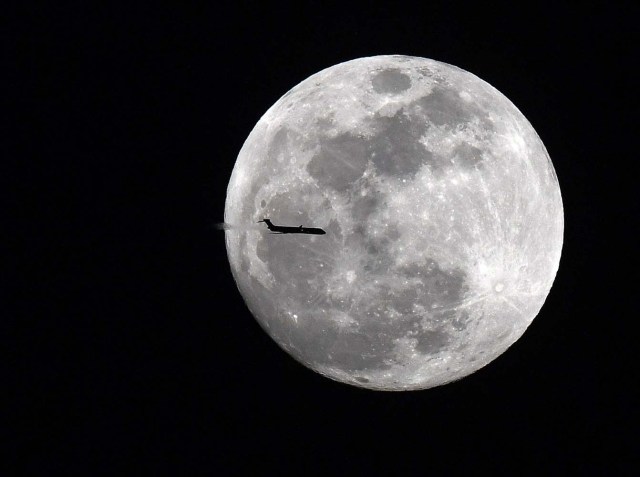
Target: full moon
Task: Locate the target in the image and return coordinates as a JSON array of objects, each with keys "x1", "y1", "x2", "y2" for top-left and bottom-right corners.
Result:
[{"x1": 224, "y1": 55, "x2": 563, "y2": 390}]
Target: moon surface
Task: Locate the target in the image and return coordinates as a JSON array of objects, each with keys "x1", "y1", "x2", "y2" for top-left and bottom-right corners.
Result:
[{"x1": 224, "y1": 55, "x2": 563, "y2": 390}]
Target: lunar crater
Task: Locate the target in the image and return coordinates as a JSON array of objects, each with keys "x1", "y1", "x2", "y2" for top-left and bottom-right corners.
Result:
[{"x1": 371, "y1": 68, "x2": 412, "y2": 95}]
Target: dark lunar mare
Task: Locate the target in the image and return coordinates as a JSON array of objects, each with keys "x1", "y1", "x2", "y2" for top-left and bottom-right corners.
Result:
[{"x1": 304, "y1": 80, "x2": 493, "y2": 193}]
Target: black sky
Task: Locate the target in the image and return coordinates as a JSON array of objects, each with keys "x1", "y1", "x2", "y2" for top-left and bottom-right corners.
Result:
[{"x1": 8, "y1": 1, "x2": 637, "y2": 474}]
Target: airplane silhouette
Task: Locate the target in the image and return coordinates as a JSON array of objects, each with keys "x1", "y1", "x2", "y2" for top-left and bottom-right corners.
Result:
[{"x1": 258, "y1": 219, "x2": 326, "y2": 235}]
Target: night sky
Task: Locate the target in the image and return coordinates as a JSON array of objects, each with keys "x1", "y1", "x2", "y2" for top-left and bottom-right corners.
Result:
[{"x1": 8, "y1": 1, "x2": 636, "y2": 474}]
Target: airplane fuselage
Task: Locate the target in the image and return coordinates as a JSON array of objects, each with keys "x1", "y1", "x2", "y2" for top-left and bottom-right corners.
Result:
[{"x1": 259, "y1": 219, "x2": 326, "y2": 235}]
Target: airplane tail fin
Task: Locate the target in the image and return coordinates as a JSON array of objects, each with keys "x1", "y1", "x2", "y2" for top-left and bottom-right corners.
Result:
[{"x1": 257, "y1": 218, "x2": 273, "y2": 229}]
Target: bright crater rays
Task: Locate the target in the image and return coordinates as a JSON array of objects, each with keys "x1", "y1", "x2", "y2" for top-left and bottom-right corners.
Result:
[{"x1": 224, "y1": 55, "x2": 563, "y2": 390}]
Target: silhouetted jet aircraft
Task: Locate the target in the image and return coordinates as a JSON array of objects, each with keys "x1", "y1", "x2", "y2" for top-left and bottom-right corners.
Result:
[{"x1": 258, "y1": 219, "x2": 326, "y2": 235}]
